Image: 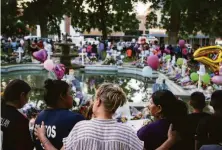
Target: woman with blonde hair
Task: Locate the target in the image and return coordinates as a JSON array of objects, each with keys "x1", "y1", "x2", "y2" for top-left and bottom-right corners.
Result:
[
  {"x1": 35, "y1": 83, "x2": 143, "y2": 150},
  {"x1": 35, "y1": 83, "x2": 178, "y2": 150}
]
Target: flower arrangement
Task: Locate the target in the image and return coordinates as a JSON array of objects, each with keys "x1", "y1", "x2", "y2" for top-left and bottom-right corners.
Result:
[{"x1": 102, "y1": 57, "x2": 117, "y2": 65}]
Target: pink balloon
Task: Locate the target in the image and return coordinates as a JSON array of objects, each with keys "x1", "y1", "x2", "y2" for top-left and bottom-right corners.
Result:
[
  {"x1": 182, "y1": 48, "x2": 188, "y2": 55},
  {"x1": 179, "y1": 40, "x2": 185, "y2": 48},
  {"x1": 32, "y1": 49, "x2": 48, "y2": 63},
  {"x1": 147, "y1": 55, "x2": 159, "y2": 70},
  {"x1": 211, "y1": 76, "x2": 222, "y2": 85},
  {"x1": 53, "y1": 64, "x2": 65, "y2": 80},
  {"x1": 44, "y1": 59, "x2": 54, "y2": 71}
]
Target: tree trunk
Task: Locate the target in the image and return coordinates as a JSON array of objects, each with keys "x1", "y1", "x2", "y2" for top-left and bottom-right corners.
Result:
[
  {"x1": 40, "y1": 20, "x2": 48, "y2": 37},
  {"x1": 168, "y1": 2, "x2": 181, "y2": 45},
  {"x1": 168, "y1": 32, "x2": 178, "y2": 45},
  {"x1": 56, "y1": 25, "x2": 61, "y2": 40},
  {"x1": 102, "y1": 29, "x2": 108, "y2": 41},
  {"x1": 99, "y1": 0, "x2": 108, "y2": 41}
]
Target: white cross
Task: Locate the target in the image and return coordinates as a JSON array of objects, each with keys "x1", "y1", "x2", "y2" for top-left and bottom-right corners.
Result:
[
  {"x1": 79, "y1": 48, "x2": 87, "y2": 65},
  {"x1": 197, "y1": 64, "x2": 206, "y2": 90},
  {"x1": 139, "y1": 51, "x2": 146, "y2": 63},
  {"x1": 112, "y1": 50, "x2": 119, "y2": 60},
  {"x1": 171, "y1": 56, "x2": 176, "y2": 66},
  {"x1": 16, "y1": 47, "x2": 24, "y2": 63},
  {"x1": 44, "y1": 43, "x2": 53, "y2": 60}
]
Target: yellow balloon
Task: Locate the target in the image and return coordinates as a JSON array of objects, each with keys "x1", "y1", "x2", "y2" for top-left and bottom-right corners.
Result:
[{"x1": 193, "y1": 46, "x2": 222, "y2": 72}]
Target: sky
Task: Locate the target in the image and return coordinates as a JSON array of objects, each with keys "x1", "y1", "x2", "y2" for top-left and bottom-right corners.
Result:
[{"x1": 135, "y1": 2, "x2": 151, "y2": 15}]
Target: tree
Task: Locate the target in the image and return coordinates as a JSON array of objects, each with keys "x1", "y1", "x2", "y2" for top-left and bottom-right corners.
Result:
[
  {"x1": 21, "y1": 0, "x2": 83, "y2": 37},
  {"x1": 146, "y1": 0, "x2": 188, "y2": 45},
  {"x1": 1, "y1": 0, "x2": 25, "y2": 36},
  {"x1": 145, "y1": 0, "x2": 222, "y2": 44},
  {"x1": 71, "y1": 0, "x2": 140, "y2": 40},
  {"x1": 187, "y1": 0, "x2": 222, "y2": 38}
]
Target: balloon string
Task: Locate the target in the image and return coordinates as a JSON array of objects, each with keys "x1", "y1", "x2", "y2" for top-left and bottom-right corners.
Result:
[{"x1": 48, "y1": 71, "x2": 57, "y2": 79}]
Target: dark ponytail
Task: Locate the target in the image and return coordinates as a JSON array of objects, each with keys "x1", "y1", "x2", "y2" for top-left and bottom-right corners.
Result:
[{"x1": 44, "y1": 79, "x2": 69, "y2": 107}]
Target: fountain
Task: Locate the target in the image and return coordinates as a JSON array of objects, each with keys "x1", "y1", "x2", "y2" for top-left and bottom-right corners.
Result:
[{"x1": 53, "y1": 35, "x2": 84, "y2": 73}]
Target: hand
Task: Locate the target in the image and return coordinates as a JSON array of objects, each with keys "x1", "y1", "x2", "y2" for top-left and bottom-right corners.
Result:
[
  {"x1": 34, "y1": 121, "x2": 46, "y2": 142},
  {"x1": 167, "y1": 124, "x2": 180, "y2": 142}
]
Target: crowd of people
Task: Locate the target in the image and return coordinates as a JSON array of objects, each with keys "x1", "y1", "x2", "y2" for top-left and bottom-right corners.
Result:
[
  {"x1": 1, "y1": 79, "x2": 222, "y2": 150},
  {"x1": 1, "y1": 34, "x2": 202, "y2": 66},
  {"x1": 2, "y1": 37, "x2": 54, "y2": 53}
]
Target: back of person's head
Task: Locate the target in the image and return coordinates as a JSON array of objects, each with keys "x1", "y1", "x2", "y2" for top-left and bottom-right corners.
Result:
[
  {"x1": 172, "y1": 100, "x2": 188, "y2": 135},
  {"x1": 174, "y1": 100, "x2": 188, "y2": 117},
  {"x1": 190, "y1": 92, "x2": 206, "y2": 110},
  {"x1": 44, "y1": 79, "x2": 71, "y2": 108},
  {"x1": 3, "y1": 79, "x2": 31, "y2": 108},
  {"x1": 95, "y1": 83, "x2": 127, "y2": 113},
  {"x1": 210, "y1": 90, "x2": 222, "y2": 113},
  {"x1": 151, "y1": 90, "x2": 178, "y2": 119}
]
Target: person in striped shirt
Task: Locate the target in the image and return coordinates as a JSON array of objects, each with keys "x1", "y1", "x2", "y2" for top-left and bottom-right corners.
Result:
[{"x1": 34, "y1": 83, "x2": 178, "y2": 150}]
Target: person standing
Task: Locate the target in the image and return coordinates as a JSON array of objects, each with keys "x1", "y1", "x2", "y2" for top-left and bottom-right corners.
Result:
[
  {"x1": 33, "y1": 79, "x2": 85, "y2": 150},
  {"x1": 98, "y1": 41, "x2": 104, "y2": 61},
  {"x1": 92, "y1": 42, "x2": 97, "y2": 56},
  {"x1": 183, "y1": 92, "x2": 210, "y2": 150},
  {"x1": 196, "y1": 90, "x2": 222, "y2": 150},
  {"x1": 1, "y1": 79, "x2": 34, "y2": 150},
  {"x1": 34, "y1": 83, "x2": 144, "y2": 150}
]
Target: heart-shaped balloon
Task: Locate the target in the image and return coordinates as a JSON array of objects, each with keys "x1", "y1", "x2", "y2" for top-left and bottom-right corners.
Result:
[
  {"x1": 53, "y1": 64, "x2": 65, "y2": 80},
  {"x1": 32, "y1": 49, "x2": 48, "y2": 63},
  {"x1": 44, "y1": 59, "x2": 54, "y2": 71}
]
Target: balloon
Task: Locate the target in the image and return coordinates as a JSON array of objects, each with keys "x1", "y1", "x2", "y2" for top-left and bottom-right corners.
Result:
[
  {"x1": 182, "y1": 48, "x2": 188, "y2": 55},
  {"x1": 177, "y1": 58, "x2": 183, "y2": 66},
  {"x1": 201, "y1": 73, "x2": 211, "y2": 84},
  {"x1": 147, "y1": 55, "x2": 159, "y2": 70},
  {"x1": 32, "y1": 49, "x2": 47, "y2": 63},
  {"x1": 193, "y1": 46, "x2": 222, "y2": 73},
  {"x1": 190, "y1": 72, "x2": 199, "y2": 82},
  {"x1": 44, "y1": 59, "x2": 54, "y2": 71},
  {"x1": 179, "y1": 40, "x2": 185, "y2": 48},
  {"x1": 212, "y1": 76, "x2": 222, "y2": 85},
  {"x1": 53, "y1": 64, "x2": 65, "y2": 80},
  {"x1": 165, "y1": 55, "x2": 171, "y2": 60},
  {"x1": 142, "y1": 66, "x2": 153, "y2": 77}
]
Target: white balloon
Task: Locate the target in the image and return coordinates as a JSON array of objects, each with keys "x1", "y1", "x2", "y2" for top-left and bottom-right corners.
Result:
[{"x1": 142, "y1": 66, "x2": 153, "y2": 77}]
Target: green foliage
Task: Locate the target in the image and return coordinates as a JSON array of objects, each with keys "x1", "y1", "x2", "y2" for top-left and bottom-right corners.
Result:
[
  {"x1": 71, "y1": 0, "x2": 140, "y2": 40},
  {"x1": 1, "y1": 0, "x2": 29, "y2": 36},
  {"x1": 21, "y1": 0, "x2": 83, "y2": 37},
  {"x1": 145, "y1": 0, "x2": 222, "y2": 43},
  {"x1": 123, "y1": 57, "x2": 135, "y2": 62}
]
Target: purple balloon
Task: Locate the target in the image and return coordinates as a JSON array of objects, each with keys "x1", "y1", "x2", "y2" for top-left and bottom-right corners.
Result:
[
  {"x1": 32, "y1": 49, "x2": 48, "y2": 63},
  {"x1": 53, "y1": 64, "x2": 65, "y2": 80},
  {"x1": 147, "y1": 55, "x2": 159, "y2": 70}
]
